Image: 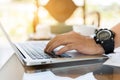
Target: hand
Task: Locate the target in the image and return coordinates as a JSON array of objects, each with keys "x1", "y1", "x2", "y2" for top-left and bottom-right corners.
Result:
[{"x1": 45, "y1": 31, "x2": 104, "y2": 55}]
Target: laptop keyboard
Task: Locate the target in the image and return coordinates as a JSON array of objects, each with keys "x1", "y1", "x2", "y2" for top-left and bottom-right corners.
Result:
[{"x1": 18, "y1": 42, "x2": 71, "y2": 60}]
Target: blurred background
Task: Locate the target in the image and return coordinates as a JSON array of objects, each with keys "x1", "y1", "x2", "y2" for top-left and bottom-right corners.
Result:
[{"x1": 0, "y1": 0, "x2": 120, "y2": 42}]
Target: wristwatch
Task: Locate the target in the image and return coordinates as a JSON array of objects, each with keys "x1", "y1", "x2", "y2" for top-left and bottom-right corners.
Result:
[{"x1": 94, "y1": 29, "x2": 115, "y2": 54}]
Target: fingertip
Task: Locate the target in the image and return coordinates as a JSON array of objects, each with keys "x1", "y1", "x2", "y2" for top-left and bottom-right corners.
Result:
[{"x1": 55, "y1": 51, "x2": 62, "y2": 55}]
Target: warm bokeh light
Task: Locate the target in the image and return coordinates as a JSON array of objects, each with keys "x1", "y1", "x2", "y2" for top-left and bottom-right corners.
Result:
[
  {"x1": 0, "y1": 0, "x2": 120, "y2": 42},
  {"x1": 72, "y1": 0, "x2": 84, "y2": 6},
  {"x1": 39, "y1": 0, "x2": 49, "y2": 6}
]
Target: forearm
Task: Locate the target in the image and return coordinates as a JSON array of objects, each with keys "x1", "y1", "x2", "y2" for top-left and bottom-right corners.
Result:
[{"x1": 111, "y1": 23, "x2": 120, "y2": 48}]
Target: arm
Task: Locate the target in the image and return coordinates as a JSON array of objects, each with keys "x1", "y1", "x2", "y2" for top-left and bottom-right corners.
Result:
[
  {"x1": 111, "y1": 23, "x2": 120, "y2": 48},
  {"x1": 45, "y1": 23, "x2": 120, "y2": 55}
]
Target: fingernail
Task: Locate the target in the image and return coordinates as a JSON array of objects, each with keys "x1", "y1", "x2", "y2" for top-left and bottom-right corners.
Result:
[{"x1": 56, "y1": 52, "x2": 60, "y2": 55}]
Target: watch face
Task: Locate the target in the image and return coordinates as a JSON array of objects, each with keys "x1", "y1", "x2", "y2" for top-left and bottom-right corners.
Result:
[{"x1": 97, "y1": 30, "x2": 111, "y2": 41}]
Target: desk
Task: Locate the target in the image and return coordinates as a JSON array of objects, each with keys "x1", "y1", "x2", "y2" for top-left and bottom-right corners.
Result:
[{"x1": 1, "y1": 53, "x2": 120, "y2": 80}]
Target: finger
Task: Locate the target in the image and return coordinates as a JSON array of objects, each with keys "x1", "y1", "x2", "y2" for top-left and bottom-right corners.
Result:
[
  {"x1": 47, "y1": 31, "x2": 73, "y2": 46},
  {"x1": 46, "y1": 39, "x2": 63, "y2": 52},
  {"x1": 44, "y1": 32, "x2": 75, "y2": 53},
  {"x1": 46, "y1": 31, "x2": 74, "y2": 49},
  {"x1": 45, "y1": 38, "x2": 67, "y2": 53},
  {"x1": 45, "y1": 35, "x2": 62, "y2": 49},
  {"x1": 56, "y1": 44, "x2": 75, "y2": 55},
  {"x1": 45, "y1": 36, "x2": 60, "y2": 52}
]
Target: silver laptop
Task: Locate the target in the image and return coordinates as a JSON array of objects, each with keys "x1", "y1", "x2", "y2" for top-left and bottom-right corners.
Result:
[{"x1": 0, "y1": 23, "x2": 108, "y2": 66}]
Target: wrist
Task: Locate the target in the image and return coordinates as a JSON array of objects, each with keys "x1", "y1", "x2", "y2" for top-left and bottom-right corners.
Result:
[
  {"x1": 91, "y1": 38, "x2": 105, "y2": 54},
  {"x1": 86, "y1": 36, "x2": 104, "y2": 54},
  {"x1": 95, "y1": 43, "x2": 105, "y2": 54}
]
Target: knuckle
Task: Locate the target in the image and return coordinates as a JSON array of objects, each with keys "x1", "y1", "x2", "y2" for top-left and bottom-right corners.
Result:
[{"x1": 67, "y1": 45, "x2": 72, "y2": 49}]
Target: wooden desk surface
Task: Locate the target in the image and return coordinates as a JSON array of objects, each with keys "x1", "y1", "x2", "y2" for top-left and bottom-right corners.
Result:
[{"x1": 1, "y1": 54, "x2": 120, "y2": 80}]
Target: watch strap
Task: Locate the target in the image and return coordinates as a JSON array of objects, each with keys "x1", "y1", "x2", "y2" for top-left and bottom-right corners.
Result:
[{"x1": 100, "y1": 39, "x2": 114, "y2": 54}]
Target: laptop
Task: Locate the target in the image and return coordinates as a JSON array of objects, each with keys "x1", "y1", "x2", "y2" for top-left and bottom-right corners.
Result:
[{"x1": 0, "y1": 23, "x2": 108, "y2": 66}]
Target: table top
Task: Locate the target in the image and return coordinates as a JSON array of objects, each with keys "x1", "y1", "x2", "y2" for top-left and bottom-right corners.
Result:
[
  {"x1": 24, "y1": 60, "x2": 120, "y2": 80},
  {"x1": 1, "y1": 53, "x2": 120, "y2": 80}
]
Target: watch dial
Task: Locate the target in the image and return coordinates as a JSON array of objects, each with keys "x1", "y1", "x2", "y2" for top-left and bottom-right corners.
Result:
[{"x1": 97, "y1": 30, "x2": 111, "y2": 40}]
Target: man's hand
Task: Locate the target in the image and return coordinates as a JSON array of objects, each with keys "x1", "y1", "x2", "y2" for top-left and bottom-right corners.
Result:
[{"x1": 45, "y1": 31, "x2": 104, "y2": 55}]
